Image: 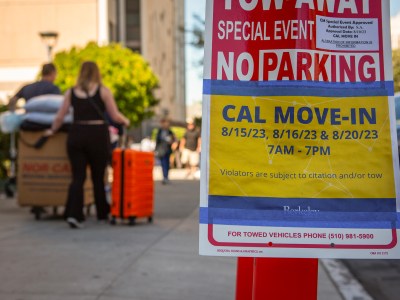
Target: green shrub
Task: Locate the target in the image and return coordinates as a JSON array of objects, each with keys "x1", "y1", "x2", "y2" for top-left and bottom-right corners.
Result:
[
  {"x1": 152, "y1": 126, "x2": 186, "y2": 141},
  {"x1": 53, "y1": 42, "x2": 159, "y2": 126}
]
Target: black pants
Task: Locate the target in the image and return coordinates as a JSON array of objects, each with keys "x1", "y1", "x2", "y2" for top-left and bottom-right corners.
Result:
[{"x1": 64, "y1": 124, "x2": 110, "y2": 221}]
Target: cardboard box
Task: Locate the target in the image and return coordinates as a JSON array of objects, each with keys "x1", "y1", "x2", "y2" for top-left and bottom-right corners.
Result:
[{"x1": 17, "y1": 131, "x2": 93, "y2": 207}]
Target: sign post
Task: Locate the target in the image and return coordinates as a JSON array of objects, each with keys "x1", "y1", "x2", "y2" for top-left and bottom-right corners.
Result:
[
  {"x1": 200, "y1": 0, "x2": 399, "y2": 292},
  {"x1": 236, "y1": 258, "x2": 318, "y2": 300}
]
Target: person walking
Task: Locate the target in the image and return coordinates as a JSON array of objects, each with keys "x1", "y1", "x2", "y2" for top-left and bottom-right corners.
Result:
[
  {"x1": 7, "y1": 62, "x2": 61, "y2": 211},
  {"x1": 180, "y1": 118, "x2": 201, "y2": 179},
  {"x1": 155, "y1": 119, "x2": 176, "y2": 184},
  {"x1": 45, "y1": 61, "x2": 130, "y2": 228},
  {"x1": 8, "y1": 63, "x2": 61, "y2": 110}
]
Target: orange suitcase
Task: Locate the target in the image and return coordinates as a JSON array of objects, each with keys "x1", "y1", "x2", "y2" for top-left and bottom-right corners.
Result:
[{"x1": 111, "y1": 149, "x2": 154, "y2": 225}]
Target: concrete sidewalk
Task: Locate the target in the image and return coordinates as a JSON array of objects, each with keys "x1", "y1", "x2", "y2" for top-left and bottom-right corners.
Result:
[{"x1": 0, "y1": 168, "x2": 343, "y2": 300}]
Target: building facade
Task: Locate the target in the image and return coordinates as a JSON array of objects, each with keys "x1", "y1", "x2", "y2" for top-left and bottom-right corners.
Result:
[
  {"x1": 392, "y1": 13, "x2": 400, "y2": 50},
  {"x1": 0, "y1": 0, "x2": 186, "y2": 123}
]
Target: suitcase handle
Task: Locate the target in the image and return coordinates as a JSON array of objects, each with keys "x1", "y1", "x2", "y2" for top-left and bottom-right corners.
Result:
[{"x1": 119, "y1": 126, "x2": 128, "y2": 149}]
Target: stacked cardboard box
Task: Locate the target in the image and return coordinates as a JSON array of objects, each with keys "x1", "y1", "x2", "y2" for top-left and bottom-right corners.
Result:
[{"x1": 17, "y1": 131, "x2": 93, "y2": 207}]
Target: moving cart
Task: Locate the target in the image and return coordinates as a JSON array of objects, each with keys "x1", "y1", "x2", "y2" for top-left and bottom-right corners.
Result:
[{"x1": 17, "y1": 131, "x2": 93, "y2": 220}]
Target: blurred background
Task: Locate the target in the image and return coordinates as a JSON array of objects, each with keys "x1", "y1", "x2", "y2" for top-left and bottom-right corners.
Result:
[
  {"x1": 0, "y1": 0, "x2": 206, "y2": 134},
  {"x1": 0, "y1": 1, "x2": 400, "y2": 300},
  {"x1": 0, "y1": 0, "x2": 399, "y2": 129}
]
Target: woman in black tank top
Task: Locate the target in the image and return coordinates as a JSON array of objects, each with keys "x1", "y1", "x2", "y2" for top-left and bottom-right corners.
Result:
[{"x1": 46, "y1": 61, "x2": 130, "y2": 228}]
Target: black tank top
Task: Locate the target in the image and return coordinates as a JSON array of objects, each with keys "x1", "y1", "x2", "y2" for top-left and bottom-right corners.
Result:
[{"x1": 71, "y1": 86, "x2": 106, "y2": 122}]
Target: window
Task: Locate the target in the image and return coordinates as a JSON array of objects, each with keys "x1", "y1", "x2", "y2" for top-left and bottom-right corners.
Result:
[{"x1": 125, "y1": 0, "x2": 141, "y2": 52}]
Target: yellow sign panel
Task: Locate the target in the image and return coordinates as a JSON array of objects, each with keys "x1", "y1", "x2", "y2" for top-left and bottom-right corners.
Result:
[{"x1": 209, "y1": 95, "x2": 395, "y2": 199}]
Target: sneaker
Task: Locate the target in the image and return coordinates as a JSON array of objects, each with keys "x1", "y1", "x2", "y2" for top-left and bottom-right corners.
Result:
[{"x1": 66, "y1": 217, "x2": 84, "y2": 229}]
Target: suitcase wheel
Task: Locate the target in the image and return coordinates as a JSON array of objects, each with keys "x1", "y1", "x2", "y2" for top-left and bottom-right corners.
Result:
[
  {"x1": 4, "y1": 184, "x2": 14, "y2": 198},
  {"x1": 128, "y1": 217, "x2": 136, "y2": 226},
  {"x1": 31, "y1": 206, "x2": 43, "y2": 220},
  {"x1": 4, "y1": 177, "x2": 16, "y2": 198},
  {"x1": 53, "y1": 206, "x2": 59, "y2": 217}
]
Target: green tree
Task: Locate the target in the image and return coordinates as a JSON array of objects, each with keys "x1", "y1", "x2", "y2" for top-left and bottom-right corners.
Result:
[
  {"x1": 189, "y1": 14, "x2": 205, "y2": 68},
  {"x1": 190, "y1": 14, "x2": 205, "y2": 50},
  {"x1": 53, "y1": 42, "x2": 159, "y2": 126},
  {"x1": 394, "y1": 49, "x2": 400, "y2": 93}
]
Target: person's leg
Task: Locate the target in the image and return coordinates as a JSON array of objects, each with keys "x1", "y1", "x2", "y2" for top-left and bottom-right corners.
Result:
[
  {"x1": 87, "y1": 127, "x2": 110, "y2": 220},
  {"x1": 160, "y1": 154, "x2": 170, "y2": 181},
  {"x1": 88, "y1": 159, "x2": 109, "y2": 220},
  {"x1": 175, "y1": 149, "x2": 182, "y2": 169},
  {"x1": 181, "y1": 149, "x2": 191, "y2": 177},
  {"x1": 66, "y1": 138, "x2": 87, "y2": 223},
  {"x1": 189, "y1": 150, "x2": 200, "y2": 178}
]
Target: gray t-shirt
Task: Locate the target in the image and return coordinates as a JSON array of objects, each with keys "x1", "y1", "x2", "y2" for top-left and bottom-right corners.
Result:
[
  {"x1": 15, "y1": 80, "x2": 61, "y2": 101},
  {"x1": 184, "y1": 128, "x2": 201, "y2": 151}
]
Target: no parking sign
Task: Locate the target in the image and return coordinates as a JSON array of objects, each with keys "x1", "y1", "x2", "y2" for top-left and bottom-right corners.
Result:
[{"x1": 199, "y1": 0, "x2": 400, "y2": 258}]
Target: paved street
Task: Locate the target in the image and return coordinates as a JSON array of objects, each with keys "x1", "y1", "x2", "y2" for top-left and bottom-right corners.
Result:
[
  {"x1": 343, "y1": 259, "x2": 400, "y2": 300},
  {"x1": 0, "y1": 168, "x2": 343, "y2": 300}
]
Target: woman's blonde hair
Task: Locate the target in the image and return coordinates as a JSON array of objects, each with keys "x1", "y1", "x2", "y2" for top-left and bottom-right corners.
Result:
[{"x1": 76, "y1": 61, "x2": 102, "y2": 92}]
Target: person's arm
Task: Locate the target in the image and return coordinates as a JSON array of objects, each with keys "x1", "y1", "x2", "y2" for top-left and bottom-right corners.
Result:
[
  {"x1": 155, "y1": 129, "x2": 161, "y2": 145},
  {"x1": 8, "y1": 88, "x2": 24, "y2": 111},
  {"x1": 8, "y1": 95, "x2": 19, "y2": 112},
  {"x1": 170, "y1": 131, "x2": 178, "y2": 150},
  {"x1": 179, "y1": 137, "x2": 186, "y2": 151},
  {"x1": 166, "y1": 130, "x2": 175, "y2": 145},
  {"x1": 197, "y1": 136, "x2": 202, "y2": 152},
  {"x1": 171, "y1": 131, "x2": 177, "y2": 144},
  {"x1": 100, "y1": 86, "x2": 130, "y2": 127},
  {"x1": 44, "y1": 89, "x2": 72, "y2": 136}
]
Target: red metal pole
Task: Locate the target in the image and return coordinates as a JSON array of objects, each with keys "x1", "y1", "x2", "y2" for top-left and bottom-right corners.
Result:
[
  {"x1": 236, "y1": 257, "x2": 318, "y2": 300},
  {"x1": 235, "y1": 257, "x2": 255, "y2": 300}
]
